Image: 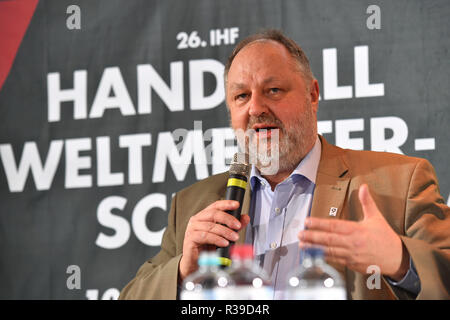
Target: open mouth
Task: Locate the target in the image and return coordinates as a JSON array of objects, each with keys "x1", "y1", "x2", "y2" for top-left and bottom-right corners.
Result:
[
  {"x1": 250, "y1": 124, "x2": 281, "y2": 141},
  {"x1": 252, "y1": 124, "x2": 280, "y2": 132}
]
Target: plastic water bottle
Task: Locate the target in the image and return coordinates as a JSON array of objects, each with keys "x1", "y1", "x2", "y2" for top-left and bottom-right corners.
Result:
[
  {"x1": 180, "y1": 251, "x2": 232, "y2": 300},
  {"x1": 286, "y1": 247, "x2": 346, "y2": 300},
  {"x1": 225, "y1": 244, "x2": 273, "y2": 300}
]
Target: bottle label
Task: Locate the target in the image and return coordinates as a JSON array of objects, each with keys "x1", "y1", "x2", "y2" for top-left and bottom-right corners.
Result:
[
  {"x1": 288, "y1": 287, "x2": 346, "y2": 300},
  {"x1": 224, "y1": 285, "x2": 274, "y2": 300}
]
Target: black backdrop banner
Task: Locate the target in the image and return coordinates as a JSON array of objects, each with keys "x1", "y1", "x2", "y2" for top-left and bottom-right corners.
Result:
[{"x1": 0, "y1": 0, "x2": 449, "y2": 299}]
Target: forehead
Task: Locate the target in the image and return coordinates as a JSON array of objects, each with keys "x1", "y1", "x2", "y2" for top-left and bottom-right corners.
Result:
[{"x1": 227, "y1": 40, "x2": 300, "y2": 87}]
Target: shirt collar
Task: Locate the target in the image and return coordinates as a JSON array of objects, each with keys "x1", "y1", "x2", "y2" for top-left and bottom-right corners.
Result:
[{"x1": 250, "y1": 135, "x2": 322, "y2": 190}]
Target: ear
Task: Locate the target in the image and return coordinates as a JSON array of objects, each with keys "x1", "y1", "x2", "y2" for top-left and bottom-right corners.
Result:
[{"x1": 310, "y1": 79, "x2": 320, "y2": 113}]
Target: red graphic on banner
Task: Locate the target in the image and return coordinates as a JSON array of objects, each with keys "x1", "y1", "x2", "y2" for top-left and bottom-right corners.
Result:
[{"x1": 0, "y1": 0, "x2": 39, "y2": 91}]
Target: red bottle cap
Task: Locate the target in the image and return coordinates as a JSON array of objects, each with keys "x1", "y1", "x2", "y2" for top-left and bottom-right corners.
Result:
[{"x1": 230, "y1": 244, "x2": 254, "y2": 259}]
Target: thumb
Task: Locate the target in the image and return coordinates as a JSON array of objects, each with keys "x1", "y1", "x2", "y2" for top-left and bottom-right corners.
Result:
[{"x1": 359, "y1": 184, "x2": 379, "y2": 219}]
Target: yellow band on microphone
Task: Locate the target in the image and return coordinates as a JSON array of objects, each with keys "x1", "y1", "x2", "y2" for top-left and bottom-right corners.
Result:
[
  {"x1": 227, "y1": 178, "x2": 247, "y2": 189},
  {"x1": 218, "y1": 257, "x2": 232, "y2": 267}
]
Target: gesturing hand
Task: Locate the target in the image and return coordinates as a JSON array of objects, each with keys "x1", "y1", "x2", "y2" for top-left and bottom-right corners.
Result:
[
  {"x1": 298, "y1": 184, "x2": 409, "y2": 281},
  {"x1": 179, "y1": 200, "x2": 250, "y2": 281}
]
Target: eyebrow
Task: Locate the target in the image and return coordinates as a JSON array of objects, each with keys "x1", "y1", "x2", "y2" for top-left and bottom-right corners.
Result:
[
  {"x1": 228, "y1": 77, "x2": 282, "y2": 91},
  {"x1": 229, "y1": 83, "x2": 246, "y2": 91}
]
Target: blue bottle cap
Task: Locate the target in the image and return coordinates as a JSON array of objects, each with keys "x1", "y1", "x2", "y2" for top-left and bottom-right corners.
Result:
[
  {"x1": 198, "y1": 253, "x2": 221, "y2": 267},
  {"x1": 302, "y1": 246, "x2": 325, "y2": 259}
]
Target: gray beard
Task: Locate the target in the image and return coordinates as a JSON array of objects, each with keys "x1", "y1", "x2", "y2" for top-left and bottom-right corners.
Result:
[{"x1": 234, "y1": 105, "x2": 316, "y2": 176}]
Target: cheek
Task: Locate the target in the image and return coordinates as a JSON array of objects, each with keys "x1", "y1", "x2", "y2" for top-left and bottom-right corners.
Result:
[
  {"x1": 229, "y1": 108, "x2": 249, "y2": 130},
  {"x1": 276, "y1": 98, "x2": 308, "y2": 127},
  {"x1": 271, "y1": 107, "x2": 292, "y2": 129}
]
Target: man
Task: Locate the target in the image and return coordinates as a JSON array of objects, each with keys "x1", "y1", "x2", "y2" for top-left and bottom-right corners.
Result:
[{"x1": 119, "y1": 30, "x2": 450, "y2": 300}]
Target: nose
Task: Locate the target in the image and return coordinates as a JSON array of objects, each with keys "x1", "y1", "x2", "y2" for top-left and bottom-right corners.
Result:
[{"x1": 248, "y1": 92, "x2": 269, "y2": 117}]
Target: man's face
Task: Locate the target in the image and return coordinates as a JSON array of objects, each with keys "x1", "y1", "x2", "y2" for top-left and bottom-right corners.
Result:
[{"x1": 226, "y1": 40, "x2": 319, "y2": 174}]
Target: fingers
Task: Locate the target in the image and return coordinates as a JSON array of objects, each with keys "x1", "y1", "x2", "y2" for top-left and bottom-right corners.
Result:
[
  {"x1": 184, "y1": 200, "x2": 246, "y2": 250},
  {"x1": 197, "y1": 200, "x2": 242, "y2": 229},
  {"x1": 207, "y1": 199, "x2": 240, "y2": 212},
  {"x1": 299, "y1": 240, "x2": 355, "y2": 270},
  {"x1": 180, "y1": 200, "x2": 244, "y2": 280},
  {"x1": 240, "y1": 214, "x2": 250, "y2": 229},
  {"x1": 299, "y1": 229, "x2": 349, "y2": 249},
  {"x1": 304, "y1": 217, "x2": 355, "y2": 235},
  {"x1": 299, "y1": 220, "x2": 356, "y2": 269},
  {"x1": 188, "y1": 221, "x2": 240, "y2": 247},
  {"x1": 299, "y1": 241, "x2": 349, "y2": 259}
]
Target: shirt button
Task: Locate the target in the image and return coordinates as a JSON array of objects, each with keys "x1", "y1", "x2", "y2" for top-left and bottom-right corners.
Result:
[
  {"x1": 275, "y1": 207, "x2": 281, "y2": 214},
  {"x1": 270, "y1": 242, "x2": 277, "y2": 249}
]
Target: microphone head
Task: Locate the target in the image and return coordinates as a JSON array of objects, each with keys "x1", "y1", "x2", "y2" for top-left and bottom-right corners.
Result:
[{"x1": 229, "y1": 152, "x2": 250, "y2": 177}]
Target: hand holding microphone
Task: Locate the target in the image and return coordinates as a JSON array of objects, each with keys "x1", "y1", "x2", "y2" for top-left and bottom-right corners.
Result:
[
  {"x1": 216, "y1": 153, "x2": 250, "y2": 266},
  {"x1": 179, "y1": 153, "x2": 250, "y2": 281}
]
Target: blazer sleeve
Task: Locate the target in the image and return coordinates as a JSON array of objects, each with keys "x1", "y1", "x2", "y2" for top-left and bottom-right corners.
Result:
[
  {"x1": 119, "y1": 193, "x2": 181, "y2": 300},
  {"x1": 398, "y1": 158, "x2": 450, "y2": 299}
]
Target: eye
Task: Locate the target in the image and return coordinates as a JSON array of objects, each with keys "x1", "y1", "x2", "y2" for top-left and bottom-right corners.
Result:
[
  {"x1": 269, "y1": 88, "x2": 280, "y2": 94},
  {"x1": 235, "y1": 93, "x2": 248, "y2": 100}
]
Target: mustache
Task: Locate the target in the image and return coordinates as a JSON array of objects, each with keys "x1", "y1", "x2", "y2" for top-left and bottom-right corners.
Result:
[{"x1": 246, "y1": 114, "x2": 285, "y2": 131}]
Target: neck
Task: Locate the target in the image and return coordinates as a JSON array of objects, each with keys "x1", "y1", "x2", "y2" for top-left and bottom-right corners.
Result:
[{"x1": 263, "y1": 170, "x2": 292, "y2": 191}]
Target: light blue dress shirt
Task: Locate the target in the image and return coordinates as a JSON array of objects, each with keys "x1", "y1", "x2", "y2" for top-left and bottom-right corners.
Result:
[
  {"x1": 245, "y1": 137, "x2": 321, "y2": 299},
  {"x1": 245, "y1": 136, "x2": 420, "y2": 299}
]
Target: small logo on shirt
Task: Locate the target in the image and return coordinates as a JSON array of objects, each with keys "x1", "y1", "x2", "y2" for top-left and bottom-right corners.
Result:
[{"x1": 329, "y1": 207, "x2": 338, "y2": 216}]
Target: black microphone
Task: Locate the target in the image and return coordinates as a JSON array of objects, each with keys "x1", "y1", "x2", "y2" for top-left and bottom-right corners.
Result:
[{"x1": 216, "y1": 152, "x2": 250, "y2": 268}]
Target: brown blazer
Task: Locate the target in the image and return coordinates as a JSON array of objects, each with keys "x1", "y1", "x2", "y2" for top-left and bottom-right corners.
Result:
[{"x1": 119, "y1": 136, "x2": 450, "y2": 300}]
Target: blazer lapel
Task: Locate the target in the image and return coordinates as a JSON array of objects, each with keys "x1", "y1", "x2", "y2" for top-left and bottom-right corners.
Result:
[
  {"x1": 310, "y1": 136, "x2": 350, "y2": 275},
  {"x1": 310, "y1": 136, "x2": 350, "y2": 221}
]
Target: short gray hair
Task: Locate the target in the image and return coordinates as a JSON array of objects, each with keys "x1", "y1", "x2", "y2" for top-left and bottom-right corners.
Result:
[{"x1": 224, "y1": 29, "x2": 315, "y2": 85}]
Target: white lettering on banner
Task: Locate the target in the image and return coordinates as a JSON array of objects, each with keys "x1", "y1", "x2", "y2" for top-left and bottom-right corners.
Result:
[
  {"x1": 131, "y1": 193, "x2": 166, "y2": 246},
  {"x1": 95, "y1": 196, "x2": 130, "y2": 249},
  {"x1": 47, "y1": 71, "x2": 87, "y2": 122},
  {"x1": 89, "y1": 67, "x2": 136, "y2": 118},
  {"x1": 322, "y1": 46, "x2": 385, "y2": 100},
  {"x1": 176, "y1": 27, "x2": 239, "y2": 49},
  {"x1": 46, "y1": 45, "x2": 386, "y2": 122},
  {"x1": 177, "y1": 31, "x2": 203, "y2": 49},
  {"x1": 47, "y1": 60, "x2": 224, "y2": 121},
  {"x1": 354, "y1": 46, "x2": 384, "y2": 97},
  {"x1": 189, "y1": 59, "x2": 225, "y2": 110},
  {"x1": 118, "y1": 133, "x2": 152, "y2": 184},
  {"x1": 137, "y1": 62, "x2": 184, "y2": 113},
  {"x1": 97, "y1": 137, "x2": 124, "y2": 187},
  {"x1": 95, "y1": 194, "x2": 167, "y2": 249},
  {"x1": 65, "y1": 138, "x2": 92, "y2": 188},
  {"x1": 0, "y1": 141, "x2": 63, "y2": 192},
  {"x1": 86, "y1": 288, "x2": 120, "y2": 300},
  {"x1": 414, "y1": 138, "x2": 435, "y2": 151},
  {"x1": 335, "y1": 119, "x2": 364, "y2": 150},
  {"x1": 323, "y1": 48, "x2": 353, "y2": 100},
  {"x1": 370, "y1": 116, "x2": 408, "y2": 154},
  {"x1": 0, "y1": 121, "x2": 436, "y2": 193},
  {"x1": 317, "y1": 121, "x2": 332, "y2": 135},
  {"x1": 318, "y1": 117, "x2": 411, "y2": 154},
  {"x1": 209, "y1": 27, "x2": 239, "y2": 46}
]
